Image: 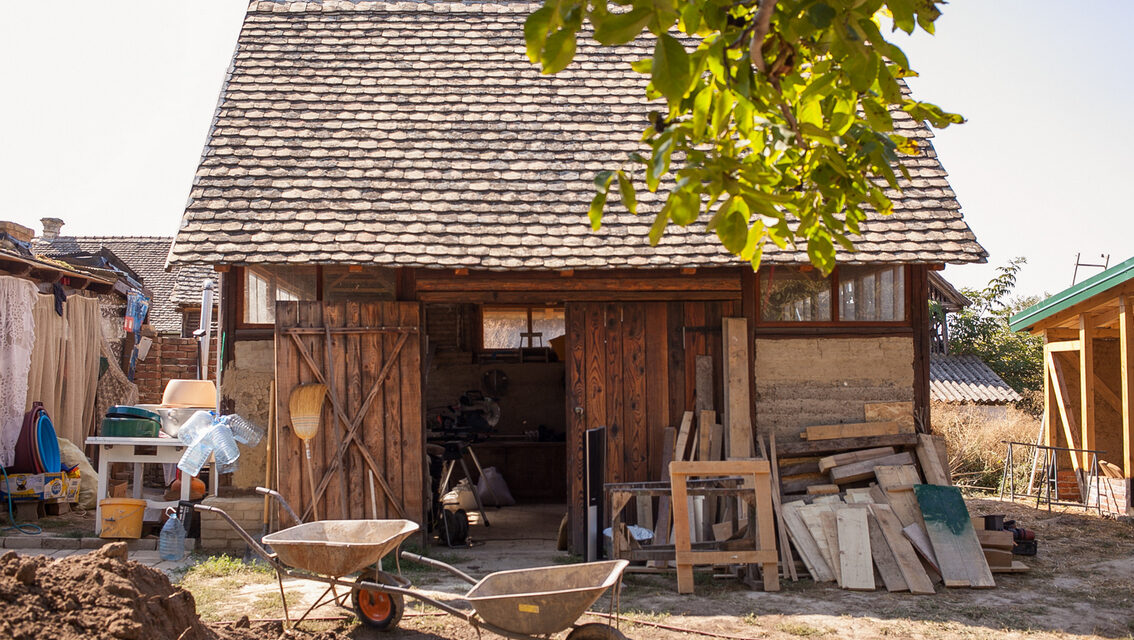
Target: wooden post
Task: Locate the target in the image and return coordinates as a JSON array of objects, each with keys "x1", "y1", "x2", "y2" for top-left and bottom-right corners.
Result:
[
  {"x1": 1080, "y1": 314, "x2": 1095, "y2": 471},
  {"x1": 722, "y1": 317, "x2": 754, "y2": 458},
  {"x1": 1121, "y1": 296, "x2": 1134, "y2": 486}
]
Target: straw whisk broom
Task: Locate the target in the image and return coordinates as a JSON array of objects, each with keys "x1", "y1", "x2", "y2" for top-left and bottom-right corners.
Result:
[{"x1": 289, "y1": 383, "x2": 327, "y2": 520}]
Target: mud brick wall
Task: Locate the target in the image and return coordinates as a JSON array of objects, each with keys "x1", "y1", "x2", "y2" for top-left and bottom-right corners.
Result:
[
  {"x1": 134, "y1": 336, "x2": 218, "y2": 405},
  {"x1": 220, "y1": 340, "x2": 274, "y2": 490},
  {"x1": 754, "y1": 336, "x2": 915, "y2": 439}
]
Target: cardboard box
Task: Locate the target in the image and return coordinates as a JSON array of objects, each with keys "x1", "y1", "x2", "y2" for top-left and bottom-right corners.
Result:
[
  {"x1": 1, "y1": 472, "x2": 66, "y2": 501},
  {"x1": 63, "y1": 468, "x2": 81, "y2": 502}
]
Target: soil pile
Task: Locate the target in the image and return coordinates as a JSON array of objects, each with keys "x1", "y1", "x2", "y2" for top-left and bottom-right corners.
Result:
[{"x1": 0, "y1": 542, "x2": 216, "y2": 640}]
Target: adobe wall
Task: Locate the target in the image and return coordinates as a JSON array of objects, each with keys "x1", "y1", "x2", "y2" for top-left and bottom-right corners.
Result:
[
  {"x1": 220, "y1": 340, "x2": 274, "y2": 489},
  {"x1": 754, "y1": 336, "x2": 915, "y2": 439}
]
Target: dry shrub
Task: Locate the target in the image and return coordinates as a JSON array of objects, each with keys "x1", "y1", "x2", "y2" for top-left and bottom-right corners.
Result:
[{"x1": 931, "y1": 401, "x2": 1040, "y2": 490}]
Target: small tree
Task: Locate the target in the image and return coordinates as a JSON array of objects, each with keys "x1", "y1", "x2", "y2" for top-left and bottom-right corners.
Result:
[{"x1": 948, "y1": 258, "x2": 1044, "y2": 413}]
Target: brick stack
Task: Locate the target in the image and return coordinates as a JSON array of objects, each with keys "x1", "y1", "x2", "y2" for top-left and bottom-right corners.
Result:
[{"x1": 198, "y1": 495, "x2": 264, "y2": 551}]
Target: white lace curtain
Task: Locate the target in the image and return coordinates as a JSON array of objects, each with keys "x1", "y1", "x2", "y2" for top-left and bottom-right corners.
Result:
[{"x1": 0, "y1": 276, "x2": 37, "y2": 467}]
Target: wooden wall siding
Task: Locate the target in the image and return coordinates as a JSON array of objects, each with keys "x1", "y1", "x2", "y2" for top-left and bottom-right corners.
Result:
[
  {"x1": 274, "y1": 301, "x2": 424, "y2": 525},
  {"x1": 565, "y1": 299, "x2": 739, "y2": 552},
  {"x1": 911, "y1": 265, "x2": 931, "y2": 430},
  {"x1": 414, "y1": 269, "x2": 743, "y2": 303}
]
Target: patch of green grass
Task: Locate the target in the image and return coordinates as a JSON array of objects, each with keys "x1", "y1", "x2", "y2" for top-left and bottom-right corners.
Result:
[
  {"x1": 775, "y1": 621, "x2": 826, "y2": 637},
  {"x1": 624, "y1": 609, "x2": 671, "y2": 624},
  {"x1": 552, "y1": 553, "x2": 584, "y2": 565},
  {"x1": 182, "y1": 553, "x2": 275, "y2": 579},
  {"x1": 741, "y1": 613, "x2": 762, "y2": 626}
]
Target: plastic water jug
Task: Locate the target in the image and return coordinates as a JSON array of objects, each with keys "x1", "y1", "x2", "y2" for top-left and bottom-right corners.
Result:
[
  {"x1": 218, "y1": 414, "x2": 265, "y2": 447},
  {"x1": 177, "y1": 435, "x2": 214, "y2": 476},
  {"x1": 210, "y1": 424, "x2": 240, "y2": 466},
  {"x1": 177, "y1": 410, "x2": 215, "y2": 445},
  {"x1": 159, "y1": 508, "x2": 186, "y2": 561}
]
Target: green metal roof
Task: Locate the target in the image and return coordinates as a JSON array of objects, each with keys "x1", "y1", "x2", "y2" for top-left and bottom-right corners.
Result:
[{"x1": 1010, "y1": 255, "x2": 1134, "y2": 332}]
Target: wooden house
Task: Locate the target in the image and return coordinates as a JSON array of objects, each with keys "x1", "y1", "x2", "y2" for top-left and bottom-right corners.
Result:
[
  {"x1": 1010, "y1": 256, "x2": 1134, "y2": 516},
  {"x1": 167, "y1": 1, "x2": 986, "y2": 549}
]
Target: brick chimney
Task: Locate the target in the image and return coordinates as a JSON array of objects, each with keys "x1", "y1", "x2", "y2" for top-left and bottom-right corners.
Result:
[{"x1": 40, "y1": 217, "x2": 64, "y2": 241}]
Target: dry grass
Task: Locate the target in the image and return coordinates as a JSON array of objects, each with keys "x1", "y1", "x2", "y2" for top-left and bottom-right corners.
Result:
[{"x1": 932, "y1": 401, "x2": 1041, "y2": 490}]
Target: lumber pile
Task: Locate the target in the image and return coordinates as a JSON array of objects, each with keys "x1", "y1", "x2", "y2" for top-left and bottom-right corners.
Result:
[{"x1": 774, "y1": 409, "x2": 1028, "y2": 593}]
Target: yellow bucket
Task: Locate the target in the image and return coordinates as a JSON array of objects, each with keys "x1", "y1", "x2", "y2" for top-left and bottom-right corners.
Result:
[{"x1": 99, "y1": 498, "x2": 146, "y2": 539}]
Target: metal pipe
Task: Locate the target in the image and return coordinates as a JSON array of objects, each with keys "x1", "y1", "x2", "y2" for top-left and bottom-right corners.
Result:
[
  {"x1": 256, "y1": 486, "x2": 302, "y2": 526},
  {"x1": 399, "y1": 550, "x2": 479, "y2": 585}
]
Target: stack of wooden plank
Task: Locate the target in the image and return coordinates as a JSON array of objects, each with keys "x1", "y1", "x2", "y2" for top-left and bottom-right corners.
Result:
[
  {"x1": 973, "y1": 520, "x2": 1029, "y2": 574},
  {"x1": 775, "y1": 411, "x2": 1024, "y2": 593}
]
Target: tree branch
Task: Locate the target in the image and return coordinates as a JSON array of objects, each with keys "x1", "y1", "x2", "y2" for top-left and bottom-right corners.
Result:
[{"x1": 748, "y1": 0, "x2": 777, "y2": 73}]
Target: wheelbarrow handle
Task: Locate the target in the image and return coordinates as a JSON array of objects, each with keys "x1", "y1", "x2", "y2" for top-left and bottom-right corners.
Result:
[
  {"x1": 193, "y1": 503, "x2": 280, "y2": 568},
  {"x1": 400, "y1": 550, "x2": 479, "y2": 585},
  {"x1": 255, "y1": 486, "x2": 302, "y2": 526}
]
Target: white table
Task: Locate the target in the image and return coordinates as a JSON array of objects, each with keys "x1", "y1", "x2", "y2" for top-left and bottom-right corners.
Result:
[{"x1": 86, "y1": 436, "x2": 203, "y2": 535}]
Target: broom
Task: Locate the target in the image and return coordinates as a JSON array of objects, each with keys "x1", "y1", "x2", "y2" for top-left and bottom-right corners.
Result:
[{"x1": 289, "y1": 383, "x2": 327, "y2": 521}]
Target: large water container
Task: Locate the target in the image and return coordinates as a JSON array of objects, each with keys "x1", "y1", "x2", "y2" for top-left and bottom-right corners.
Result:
[
  {"x1": 218, "y1": 414, "x2": 265, "y2": 447},
  {"x1": 177, "y1": 410, "x2": 215, "y2": 445},
  {"x1": 177, "y1": 435, "x2": 214, "y2": 477},
  {"x1": 159, "y1": 508, "x2": 186, "y2": 561},
  {"x1": 210, "y1": 424, "x2": 240, "y2": 466}
]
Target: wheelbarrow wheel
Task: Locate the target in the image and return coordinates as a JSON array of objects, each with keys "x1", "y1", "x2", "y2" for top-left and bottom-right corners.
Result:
[
  {"x1": 351, "y1": 570, "x2": 404, "y2": 631},
  {"x1": 566, "y1": 622, "x2": 630, "y2": 640}
]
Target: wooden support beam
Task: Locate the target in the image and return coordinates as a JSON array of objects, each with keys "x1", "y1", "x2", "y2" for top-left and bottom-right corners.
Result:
[
  {"x1": 1121, "y1": 296, "x2": 1134, "y2": 479},
  {"x1": 1047, "y1": 327, "x2": 1120, "y2": 340},
  {"x1": 723, "y1": 317, "x2": 754, "y2": 459},
  {"x1": 1080, "y1": 314, "x2": 1096, "y2": 470},
  {"x1": 1046, "y1": 351, "x2": 1083, "y2": 474},
  {"x1": 1044, "y1": 340, "x2": 1081, "y2": 353}
]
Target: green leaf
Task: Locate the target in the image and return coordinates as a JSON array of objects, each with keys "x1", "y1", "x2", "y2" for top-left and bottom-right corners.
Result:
[
  {"x1": 713, "y1": 198, "x2": 749, "y2": 253},
  {"x1": 844, "y1": 51, "x2": 880, "y2": 93},
  {"x1": 524, "y1": 6, "x2": 554, "y2": 64},
  {"x1": 692, "y1": 86, "x2": 712, "y2": 138},
  {"x1": 593, "y1": 7, "x2": 652, "y2": 45},
  {"x1": 594, "y1": 170, "x2": 615, "y2": 189},
  {"x1": 617, "y1": 170, "x2": 637, "y2": 214},
  {"x1": 647, "y1": 132, "x2": 675, "y2": 191},
  {"x1": 630, "y1": 57, "x2": 653, "y2": 74},
  {"x1": 669, "y1": 189, "x2": 700, "y2": 225},
  {"x1": 805, "y1": 233, "x2": 836, "y2": 274},
  {"x1": 680, "y1": 1, "x2": 701, "y2": 33},
  {"x1": 888, "y1": 0, "x2": 916, "y2": 34},
  {"x1": 651, "y1": 33, "x2": 692, "y2": 103},
  {"x1": 808, "y1": 2, "x2": 836, "y2": 29},
  {"x1": 588, "y1": 190, "x2": 608, "y2": 231},
  {"x1": 862, "y1": 98, "x2": 893, "y2": 131},
  {"x1": 541, "y1": 29, "x2": 577, "y2": 74}
]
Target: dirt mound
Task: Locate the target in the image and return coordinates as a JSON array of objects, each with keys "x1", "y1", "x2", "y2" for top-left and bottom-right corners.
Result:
[{"x1": 0, "y1": 543, "x2": 216, "y2": 640}]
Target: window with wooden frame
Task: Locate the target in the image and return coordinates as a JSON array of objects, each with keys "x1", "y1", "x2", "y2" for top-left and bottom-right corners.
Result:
[
  {"x1": 757, "y1": 265, "x2": 908, "y2": 325},
  {"x1": 238, "y1": 265, "x2": 396, "y2": 327}
]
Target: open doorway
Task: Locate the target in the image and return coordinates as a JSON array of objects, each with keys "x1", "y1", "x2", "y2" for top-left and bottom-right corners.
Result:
[{"x1": 423, "y1": 303, "x2": 568, "y2": 548}]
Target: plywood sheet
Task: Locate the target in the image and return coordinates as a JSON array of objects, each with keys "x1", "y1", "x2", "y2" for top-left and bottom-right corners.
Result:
[
  {"x1": 864, "y1": 401, "x2": 915, "y2": 431},
  {"x1": 914, "y1": 484, "x2": 995, "y2": 589}
]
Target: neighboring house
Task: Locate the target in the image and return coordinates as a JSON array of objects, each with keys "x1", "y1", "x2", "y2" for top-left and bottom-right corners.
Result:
[
  {"x1": 168, "y1": 1, "x2": 987, "y2": 550},
  {"x1": 927, "y1": 272, "x2": 1021, "y2": 410}
]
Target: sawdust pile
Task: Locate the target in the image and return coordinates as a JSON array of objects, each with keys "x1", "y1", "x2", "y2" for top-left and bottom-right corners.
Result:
[{"x1": 0, "y1": 543, "x2": 333, "y2": 640}]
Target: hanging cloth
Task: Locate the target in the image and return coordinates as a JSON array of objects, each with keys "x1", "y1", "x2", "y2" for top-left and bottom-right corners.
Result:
[
  {"x1": 25, "y1": 293, "x2": 66, "y2": 423},
  {"x1": 0, "y1": 275, "x2": 37, "y2": 467}
]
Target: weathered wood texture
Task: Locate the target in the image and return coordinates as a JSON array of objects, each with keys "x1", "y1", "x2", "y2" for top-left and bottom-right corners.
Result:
[
  {"x1": 566, "y1": 300, "x2": 738, "y2": 553},
  {"x1": 274, "y1": 301, "x2": 424, "y2": 524}
]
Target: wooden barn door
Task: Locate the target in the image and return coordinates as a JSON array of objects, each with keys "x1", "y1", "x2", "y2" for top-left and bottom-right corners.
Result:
[
  {"x1": 565, "y1": 299, "x2": 739, "y2": 552},
  {"x1": 274, "y1": 301, "x2": 424, "y2": 526}
]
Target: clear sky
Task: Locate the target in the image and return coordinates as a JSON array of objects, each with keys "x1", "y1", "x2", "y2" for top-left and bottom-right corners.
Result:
[{"x1": 2, "y1": 1, "x2": 1131, "y2": 300}]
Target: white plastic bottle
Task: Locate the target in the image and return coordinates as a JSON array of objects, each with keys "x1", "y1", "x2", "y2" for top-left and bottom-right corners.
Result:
[{"x1": 159, "y1": 508, "x2": 186, "y2": 561}]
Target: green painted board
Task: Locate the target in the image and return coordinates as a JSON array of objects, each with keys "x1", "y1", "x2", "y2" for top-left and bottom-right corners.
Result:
[{"x1": 913, "y1": 484, "x2": 995, "y2": 589}]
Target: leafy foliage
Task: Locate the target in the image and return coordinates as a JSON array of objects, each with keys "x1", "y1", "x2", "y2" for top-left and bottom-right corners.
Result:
[
  {"x1": 948, "y1": 258, "x2": 1044, "y2": 412},
  {"x1": 525, "y1": 0, "x2": 963, "y2": 272}
]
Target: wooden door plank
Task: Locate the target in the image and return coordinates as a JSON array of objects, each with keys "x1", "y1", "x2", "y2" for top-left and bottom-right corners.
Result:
[
  {"x1": 643, "y1": 302, "x2": 669, "y2": 483},
  {"x1": 649, "y1": 427, "x2": 676, "y2": 569},
  {"x1": 623, "y1": 303, "x2": 648, "y2": 485},
  {"x1": 379, "y1": 303, "x2": 404, "y2": 517},
  {"x1": 781, "y1": 501, "x2": 834, "y2": 582},
  {"x1": 871, "y1": 504, "x2": 936, "y2": 595},
  {"x1": 819, "y1": 447, "x2": 897, "y2": 473},
  {"x1": 604, "y1": 303, "x2": 625, "y2": 486},
  {"x1": 674, "y1": 412, "x2": 695, "y2": 462},
  {"x1": 873, "y1": 464, "x2": 926, "y2": 529},
  {"x1": 802, "y1": 421, "x2": 907, "y2": 441},
  {"x1": 836, "y1": 507, "x2": 875, "y2": 591},
  {"x1": 914, "y1": 484, "x2": 995, "y2": 589},
  {"x1": 722, "y1": 317, "x2": 754, "y2": 459},
  {"x1": 829, "y1": 452, "x2": 916, "y2": 484},
  {"x1": 343, "y1": 302, "x2": 364, "y2": 520},
  {"x1": 915, "y1": 434, "x2": 951, "y2": 486},
  {"x1": 565, "y1": 303, "x2": 587, "y2": 552},
  {"x1": 868, "y1": 513, "x2": 908, "y2": 592},
  {"x1": 398, "y1": 302, "x2": 424, "y2": 525}
]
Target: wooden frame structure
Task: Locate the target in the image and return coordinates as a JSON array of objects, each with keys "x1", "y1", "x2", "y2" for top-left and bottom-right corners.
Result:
[{"x1": 1011, "y1": 257, "x2": 1134, "y2": 515}]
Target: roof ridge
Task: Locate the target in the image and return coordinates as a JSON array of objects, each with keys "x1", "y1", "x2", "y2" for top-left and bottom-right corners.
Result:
[
  {"x1": 248, "y1": 1, "x2": 542, "y2": 13},
  {"x1": 38, "y1": 235, "x2": 174, "y2": 242}
]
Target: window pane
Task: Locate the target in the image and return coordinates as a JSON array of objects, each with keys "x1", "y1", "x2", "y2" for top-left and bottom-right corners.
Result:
[
  {"x1": 243, "y1": 265, "x2": 318, "y2": 324},
  {"x1": 760, "y1": 268, "x2": 832, "y2": 322},
  {"x1": 322, "y1": 266, "x2": 396, "y2": 304},
  {"x1": 839, "y1": 265, "x2": 905, "y2": 321},
  {"x1": 483, "y1": 307, "x2": 565, "y2": 348}
]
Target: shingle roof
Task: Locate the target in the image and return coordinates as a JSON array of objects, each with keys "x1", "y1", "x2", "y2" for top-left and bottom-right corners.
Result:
[
  {"x1": 169, "y1": 0, "x2": 986, "y2": 270},
  {"x1": 34, "y1": 236, "x2": 191, "y2": 334},
  {"x1": 930, "y1": 354, "x2": 1022, "y2": 404}
]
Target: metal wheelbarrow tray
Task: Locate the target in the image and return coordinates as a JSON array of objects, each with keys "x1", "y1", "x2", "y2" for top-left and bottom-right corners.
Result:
[{"x1": 261, "y1": 519, "x2": 418, "y2": 577}]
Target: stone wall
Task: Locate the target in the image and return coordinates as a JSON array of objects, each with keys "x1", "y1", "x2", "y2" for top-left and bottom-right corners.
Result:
[
  {"x1": 754, "y1": 336, "x2": 915, "y2": 439},
  {"x1": 220, "y1": 340, "x2": 274, "y2": 489}
]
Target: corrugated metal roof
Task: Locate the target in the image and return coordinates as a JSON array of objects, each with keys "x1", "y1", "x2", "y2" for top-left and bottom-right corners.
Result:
[
  {"x1": 930, "y1": 354, "x2": 1022, "y2": 404},
  {"x1": 1009, "y1": 255, "x2": 1134, "y2": 332}
]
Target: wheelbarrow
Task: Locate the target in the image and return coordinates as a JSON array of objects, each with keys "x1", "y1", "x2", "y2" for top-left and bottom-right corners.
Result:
[{"x1": 196, "y1": 488, "x2": 629, "y2": 640}]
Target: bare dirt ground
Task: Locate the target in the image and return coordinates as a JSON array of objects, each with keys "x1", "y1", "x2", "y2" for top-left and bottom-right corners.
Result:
[{"x1": 185, "y1": 496, "x2": 1134, "y2": 640}]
